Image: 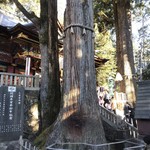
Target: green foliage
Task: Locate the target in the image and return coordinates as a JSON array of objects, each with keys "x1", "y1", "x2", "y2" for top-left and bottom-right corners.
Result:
[
  {"x1": 94, "y1": 24, "x2": 117, "y2": 87},
  {"x1": 93, "y1": 0, "x2": 117, "y2": 87},
  {"x1": 142, "y1": 64, "x2": 150, "y2": 80},
  {"x1": 93, "y1": 0, "x2": 114, "y2": 32}
]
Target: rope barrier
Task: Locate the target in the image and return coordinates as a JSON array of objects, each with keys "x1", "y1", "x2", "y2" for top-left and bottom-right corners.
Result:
[
  {"x1": 47, "y1": 139, "x2": 146, "y2": 149},
  {"x1": 64, "y1": 24, "x2": 94, "y2": 32}
]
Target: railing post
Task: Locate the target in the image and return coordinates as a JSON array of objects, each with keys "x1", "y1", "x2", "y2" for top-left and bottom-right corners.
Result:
[
  {"x1": 25, "y1": 141, "x2": 27, "y2": 149},
  {"x1": 5, "y1": 75, "x2": 8, "y2": 85},
  {"x1": 19, "y1": 136, "x2": 23, "y2": 150},
  {"x1": 35, "y1": 75, "x2": 40, "y2": 88},
  {"x1": 0, "y1": 74, "x2": 4, "y2": 85}
]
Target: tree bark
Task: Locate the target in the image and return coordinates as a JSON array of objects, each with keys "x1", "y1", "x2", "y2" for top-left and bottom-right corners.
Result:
[
  {"x1": 48, "y1": 0, "x2": 61, "y2": 127},
  {"x1": 46, "y1": 0, "x2": 106, "y2": 149},
  {"x1": 113, "y1": 0, "x2": 136, "y2": 104},
  {"x1": 13, "y1": 0, "x2": 61, "y2": 130},
  {"x1": 39, "y1": 0, "x2": 61, "y2": 130},
  {"x1": 39, "y1": 0, "x2": 50, "y2": 130}
]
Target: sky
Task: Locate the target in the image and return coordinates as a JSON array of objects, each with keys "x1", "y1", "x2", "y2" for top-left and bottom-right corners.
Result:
[
  {"x1": 58, "y1": 0, "x2": 66, "y2": 23},
  {"x1": 132, "y1": 2, "x2": 150, "y2": 50}
]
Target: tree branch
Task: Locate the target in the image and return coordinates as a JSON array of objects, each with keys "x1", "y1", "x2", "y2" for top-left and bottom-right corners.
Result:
[{"x1": 12, "y1": 0, "x2": 40, "y2": 28}]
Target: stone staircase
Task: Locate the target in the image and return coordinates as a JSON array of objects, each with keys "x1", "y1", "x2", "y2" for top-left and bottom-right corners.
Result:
[{"x1": 99, "y1": 105, "x2": 139, "y2": 141}]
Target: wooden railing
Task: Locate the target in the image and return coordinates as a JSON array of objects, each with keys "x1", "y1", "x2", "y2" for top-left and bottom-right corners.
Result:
[
  {"x1": 125, "y1": 122, "x2": 139, "y2": 139},
  {"x1": 99, "y1": 105, "x2": 122, "y2": 125},
  {"x1": 99, "y1": 105, "x2": 139, "y2": 138},
  {"x1": 0, "y1": 72, "x2": 40, "y2": 90}
]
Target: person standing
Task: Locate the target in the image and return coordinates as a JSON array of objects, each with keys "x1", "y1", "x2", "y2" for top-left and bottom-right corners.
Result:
[
  {"x1": 124, "y1": 102, "x2": 131, "y2": 123},
  {"x1": 97, "y1": 86, "x2": 104, "y2": 106},
  {"x1": 130, "y1": 107, "x2": 137, "y2": 127},
  {"x1": 103, "y1": 89, "x2": 111, "y2": 109},
  {"x1": 111, "y1": 96, "x2": 117, "y2": 114}
]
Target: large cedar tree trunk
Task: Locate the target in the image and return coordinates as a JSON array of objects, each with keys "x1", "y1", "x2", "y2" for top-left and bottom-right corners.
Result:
[
  {"x1": 113, "y1": 0, "x2": 136, "y2": 104},
  {"x1": 46, "y1": 0, "x2": 106, "y2": 149},
  {"x1": 48, "y1": 0, "x2": 61, "y2": 128},
  {"x1": 39, "y1": 0, "x2": 61, "y2": 130}
]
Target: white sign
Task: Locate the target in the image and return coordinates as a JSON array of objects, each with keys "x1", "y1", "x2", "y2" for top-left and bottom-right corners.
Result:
[{"x1": 8, "y1": 86, "x2": 16, "y2": 92}]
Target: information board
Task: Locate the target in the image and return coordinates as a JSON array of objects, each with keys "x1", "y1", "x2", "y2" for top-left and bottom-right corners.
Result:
[{"x1": 0, "y1": 85, "x2": 24, "y2": 142}]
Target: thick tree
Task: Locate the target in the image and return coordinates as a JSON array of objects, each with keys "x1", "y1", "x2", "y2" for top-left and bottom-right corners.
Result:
[
  {"x1": 93, "y1": 0, "x2": 137, "y2": 104},
  {"x1": 113, "y1": 0, "x2": 136, "y2": 104},
  {"x1": 46, "y1": 0, "x2": 106, "y2": 149},
  {"x1": 39, "y1": 0, "x2": 61, "y2": 130},
  {"x1": 11, "y1": 0, "x2": 61, "y2": 130}
]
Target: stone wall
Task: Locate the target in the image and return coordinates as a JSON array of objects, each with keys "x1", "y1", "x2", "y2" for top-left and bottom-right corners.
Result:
[{"x1": 24, "y1": 90, "x2": 40, "y2": 140}]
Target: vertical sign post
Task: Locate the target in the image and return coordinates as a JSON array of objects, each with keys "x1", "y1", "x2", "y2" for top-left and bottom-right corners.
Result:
[{"x1": 0, "y1": 85, "x2": 24, "y2": 142}]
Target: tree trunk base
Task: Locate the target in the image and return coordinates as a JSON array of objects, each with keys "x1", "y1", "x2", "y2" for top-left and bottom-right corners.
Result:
[{"x1": 46, "y1": 112, "x2": 107, "y2": 150}]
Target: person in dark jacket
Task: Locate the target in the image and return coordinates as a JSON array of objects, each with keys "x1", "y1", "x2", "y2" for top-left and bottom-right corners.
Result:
[
  {"x1": 124, "y1": 102, "x2": 131, "y2": 123},
  {"x1": 130, "y1": 107, "x2": 137, "y2": 127},
  {"x1": 103, "y1": 89, "x2": 110, "y2": 109}
]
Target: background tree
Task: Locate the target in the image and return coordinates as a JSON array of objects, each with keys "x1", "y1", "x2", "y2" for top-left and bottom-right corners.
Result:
[
  {"x1": 142, "y1": 64, "x2": 150, "y2": 80},
  {"x1": 46, "y1": 0, "x2": 106, "y2": 149},
  {"x1": 0, "y1": 0, "x2": 40, "y2": 22},
  {"x1": 93, "y1": 0, "x2": 117, "y2": 91},
  {"x1": 93, "y1": 0, "x2": 114, "y2": 32},
  {"x1": 94, "y1": 24, "x2": 117, "y2": 88},
  {"x1": 113, "y1": 0, "x2": 136, "y2": 104},
  {"x1": 39, "y1": 0, "x2": 61, "y2": 130},
  {"x1": 132, "y1": 0, "x2": 150, "y2": 80},
  {"x1": 93, "y1": 0, "x2": 137, "y2": 104}
]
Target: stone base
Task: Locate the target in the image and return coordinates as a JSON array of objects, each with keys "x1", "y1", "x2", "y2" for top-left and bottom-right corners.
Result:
[{"x1": 0, "y1": 141, "x2": 19, "y2": 150}]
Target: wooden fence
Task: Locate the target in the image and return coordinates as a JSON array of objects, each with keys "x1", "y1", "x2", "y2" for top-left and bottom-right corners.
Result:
[
  {"x1": 99, "y1": 105, "x2": 139, "y2": 138},
  {"x1": 0, "y1": 72, "x2": 40, "y2": 90}
]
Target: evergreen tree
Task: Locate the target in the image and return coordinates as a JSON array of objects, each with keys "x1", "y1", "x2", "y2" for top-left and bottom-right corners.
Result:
[
  {"x1": 94, "y1": 24, "x2": 117, "y2": 88},
  {"x1": 132, "y1": 0, "x2": 150, "y2": 80},
  {"x1": 113, "y1": 0, "x2": 136, "y2": 104},
  {"x1": 94, "y1": 0, "x2": 137, "y2": 103},
  {"x1": 46, "y1": 0, "x2": 107, "y2": 149}
]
